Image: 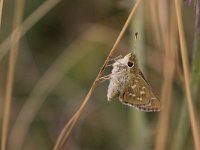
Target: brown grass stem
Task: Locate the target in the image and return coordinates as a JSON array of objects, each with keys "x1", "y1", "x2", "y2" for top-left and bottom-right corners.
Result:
[
  {"x1": 175, "y1": 0, "x2": 200, "y2": 150},
  {"x1": 53, "y1": 0, "x2": 143, "y2": 149},
  {"x1": 148, "y1": 1, "x2": 161, "y2": 48},
  {"x1": 0, "y1": 0, "x2": 4, "y2": 27},
  {"x1": 1, "y1": 1, "x2": 25, "y2": 150},
  {"x1": 155, "y1": 1, "x2": 177, "y2": 150},
  {"x1": 171, "y1": 2, "x2": 200, "y2": 150},
  {"x1": 0, "y1": 0, "x2": 61, "y2": 60}
]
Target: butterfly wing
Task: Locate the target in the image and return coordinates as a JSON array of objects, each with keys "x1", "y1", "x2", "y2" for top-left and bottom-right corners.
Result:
[{"x1": 119, "y1": 71, "x2": 160, "y2": 112}]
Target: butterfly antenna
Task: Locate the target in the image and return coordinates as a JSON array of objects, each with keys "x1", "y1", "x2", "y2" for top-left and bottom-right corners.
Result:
[{"x1": 132, "y1": 32, "x2": 138, "y2": 54}]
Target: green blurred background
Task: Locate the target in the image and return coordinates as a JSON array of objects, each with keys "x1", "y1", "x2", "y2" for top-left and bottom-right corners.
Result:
[{"x1": 0, "y1": 0, "x2": 199, "y2": 150}]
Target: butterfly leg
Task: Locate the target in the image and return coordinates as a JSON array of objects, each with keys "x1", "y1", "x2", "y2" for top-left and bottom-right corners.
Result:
[
  {"x1": 105, "y1": 64, "x2": 113, "y2": 68},
  {"x1": 98, "y1": 74, "x2": 112, "y2": 83},
  {"x1": 98, "y1": 71, "x2": 126, "y2": 83}
]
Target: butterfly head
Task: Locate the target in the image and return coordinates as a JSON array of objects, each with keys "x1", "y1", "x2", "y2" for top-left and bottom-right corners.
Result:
[
  {"x1": 122, "y1": 52, "x2": 138, "y2": 72},
  {"x1": 112, "y1": 52, "x2": 138, "y2": 74}
]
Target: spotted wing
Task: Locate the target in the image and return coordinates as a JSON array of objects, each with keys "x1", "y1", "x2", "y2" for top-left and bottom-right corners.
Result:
[{"x1": 119, "y1": 71, "x2": 160, "y2": 112}]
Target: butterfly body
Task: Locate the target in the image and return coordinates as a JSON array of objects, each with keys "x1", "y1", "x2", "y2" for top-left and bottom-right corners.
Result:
[{"x1": 107, "y1": 53, "x2": 160, "y2": 112}]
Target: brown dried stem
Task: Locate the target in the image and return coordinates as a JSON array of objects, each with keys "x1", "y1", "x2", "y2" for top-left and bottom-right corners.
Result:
[
  {"x1": 175, "y1": 0, "x2": 200, "y2": 150},
  {"x1": 53, "y1": 0, "x2": 143, "y2": 149},
  {"x1": 155, "y1": 1, "x2": 177, "y2": 150},
  {"x1": 0, "y1": 0, "x2": 4, "y2": 27},
  {"x1": 1, "y1": 0, "x2": 25, "y2": 149}
]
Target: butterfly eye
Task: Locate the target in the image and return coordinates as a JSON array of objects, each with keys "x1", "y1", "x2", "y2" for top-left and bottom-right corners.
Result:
[{"x1": 127, "y1": 61, "x2": 134, "y2": 67}]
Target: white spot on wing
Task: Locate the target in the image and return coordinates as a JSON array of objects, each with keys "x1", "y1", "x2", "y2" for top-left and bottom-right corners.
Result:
[
  {"x1": 131, "y1": 84, "x2": 136, "y2": 89},
  {"x1": 129, "y1": 93, "x2": 136, "y2": 97},
  {"x1": 140, "y1": 91, "x2": 145, "y2": 94}
]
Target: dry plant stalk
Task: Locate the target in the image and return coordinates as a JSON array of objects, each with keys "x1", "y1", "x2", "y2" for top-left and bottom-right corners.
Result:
[
  {"x1": 155, "y1": 1, "x2": 177, "y2": 149},
  {"x1": 148, "y1": 0, "x2": 162, "y2": 48},
  {"x1": 53, "y1": 0, "x2": 143, "y2": 149},
  {"x1": 155, "y1": 0, "x2": 168, "y2": 49},
  {"x1": 1, "y1": 1, "x2": 25, "y2": 150},
  {"x1": 175, "y1": 0, "x2": 200, "y2": 150},
  {"x1": 0, "y1": 0, "x2": 4, "y2": 27}
]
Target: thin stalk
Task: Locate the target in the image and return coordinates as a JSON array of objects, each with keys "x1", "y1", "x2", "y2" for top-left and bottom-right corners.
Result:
[
  {"x1": 1, "y1": 0, "x2": 25, "y2": 150},
  {"x1": 53, "y1": 0, "x2": 143, "y2": 149},
  {"x1": 172, "y1": 1, "x2": 200, "y2": 150},
  {"x1": 175, "y1": 0, "x2": 200, "y2": 150},
  {"x1": 155, "y1": 1, "x2": 177, "y2": 150},
  {"x1": 0, "y1": 0, "x2": 4, "y2": 27}
]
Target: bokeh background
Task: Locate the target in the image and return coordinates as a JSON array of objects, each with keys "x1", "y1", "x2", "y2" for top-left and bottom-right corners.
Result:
[{"x1": 0, "y1": 0, "x2": 199, "y2": 150}]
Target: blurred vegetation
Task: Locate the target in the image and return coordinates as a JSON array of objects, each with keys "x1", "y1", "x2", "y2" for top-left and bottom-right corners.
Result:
[{"x1": 0, "y1": 0, "x2": 199, "y2": 150}]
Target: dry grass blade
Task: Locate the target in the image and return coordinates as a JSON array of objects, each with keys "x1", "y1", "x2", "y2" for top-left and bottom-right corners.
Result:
[
  {"x1": 53, "y1": 0, "x2": 143, "y2": 149},
  {"x1": 0, "y1": 0, "x2": 4, "y2": 27},
  {"x1": 175, "y1": 0, "x2": 200, "y2": 150},
  {"x1": 55, "y1": 113, "x2": 79, "y2": 150},
  {"x1": 155, "y1": 1, "x2": 177, "y2": 149},
  {"x1": 1, "y1": 1, "x2": 25, "y2": 150},
  {"x1": 0, "y1": 0, "x2": 61, "y2": 60},
  {"x1": 148, "y1": 1, "x2": 161, "y2": 48}
]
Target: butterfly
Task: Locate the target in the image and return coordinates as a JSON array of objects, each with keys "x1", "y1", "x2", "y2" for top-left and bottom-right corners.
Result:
[{"x1": 107, "y1": 52, "x2": 160, "y2": 112}]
